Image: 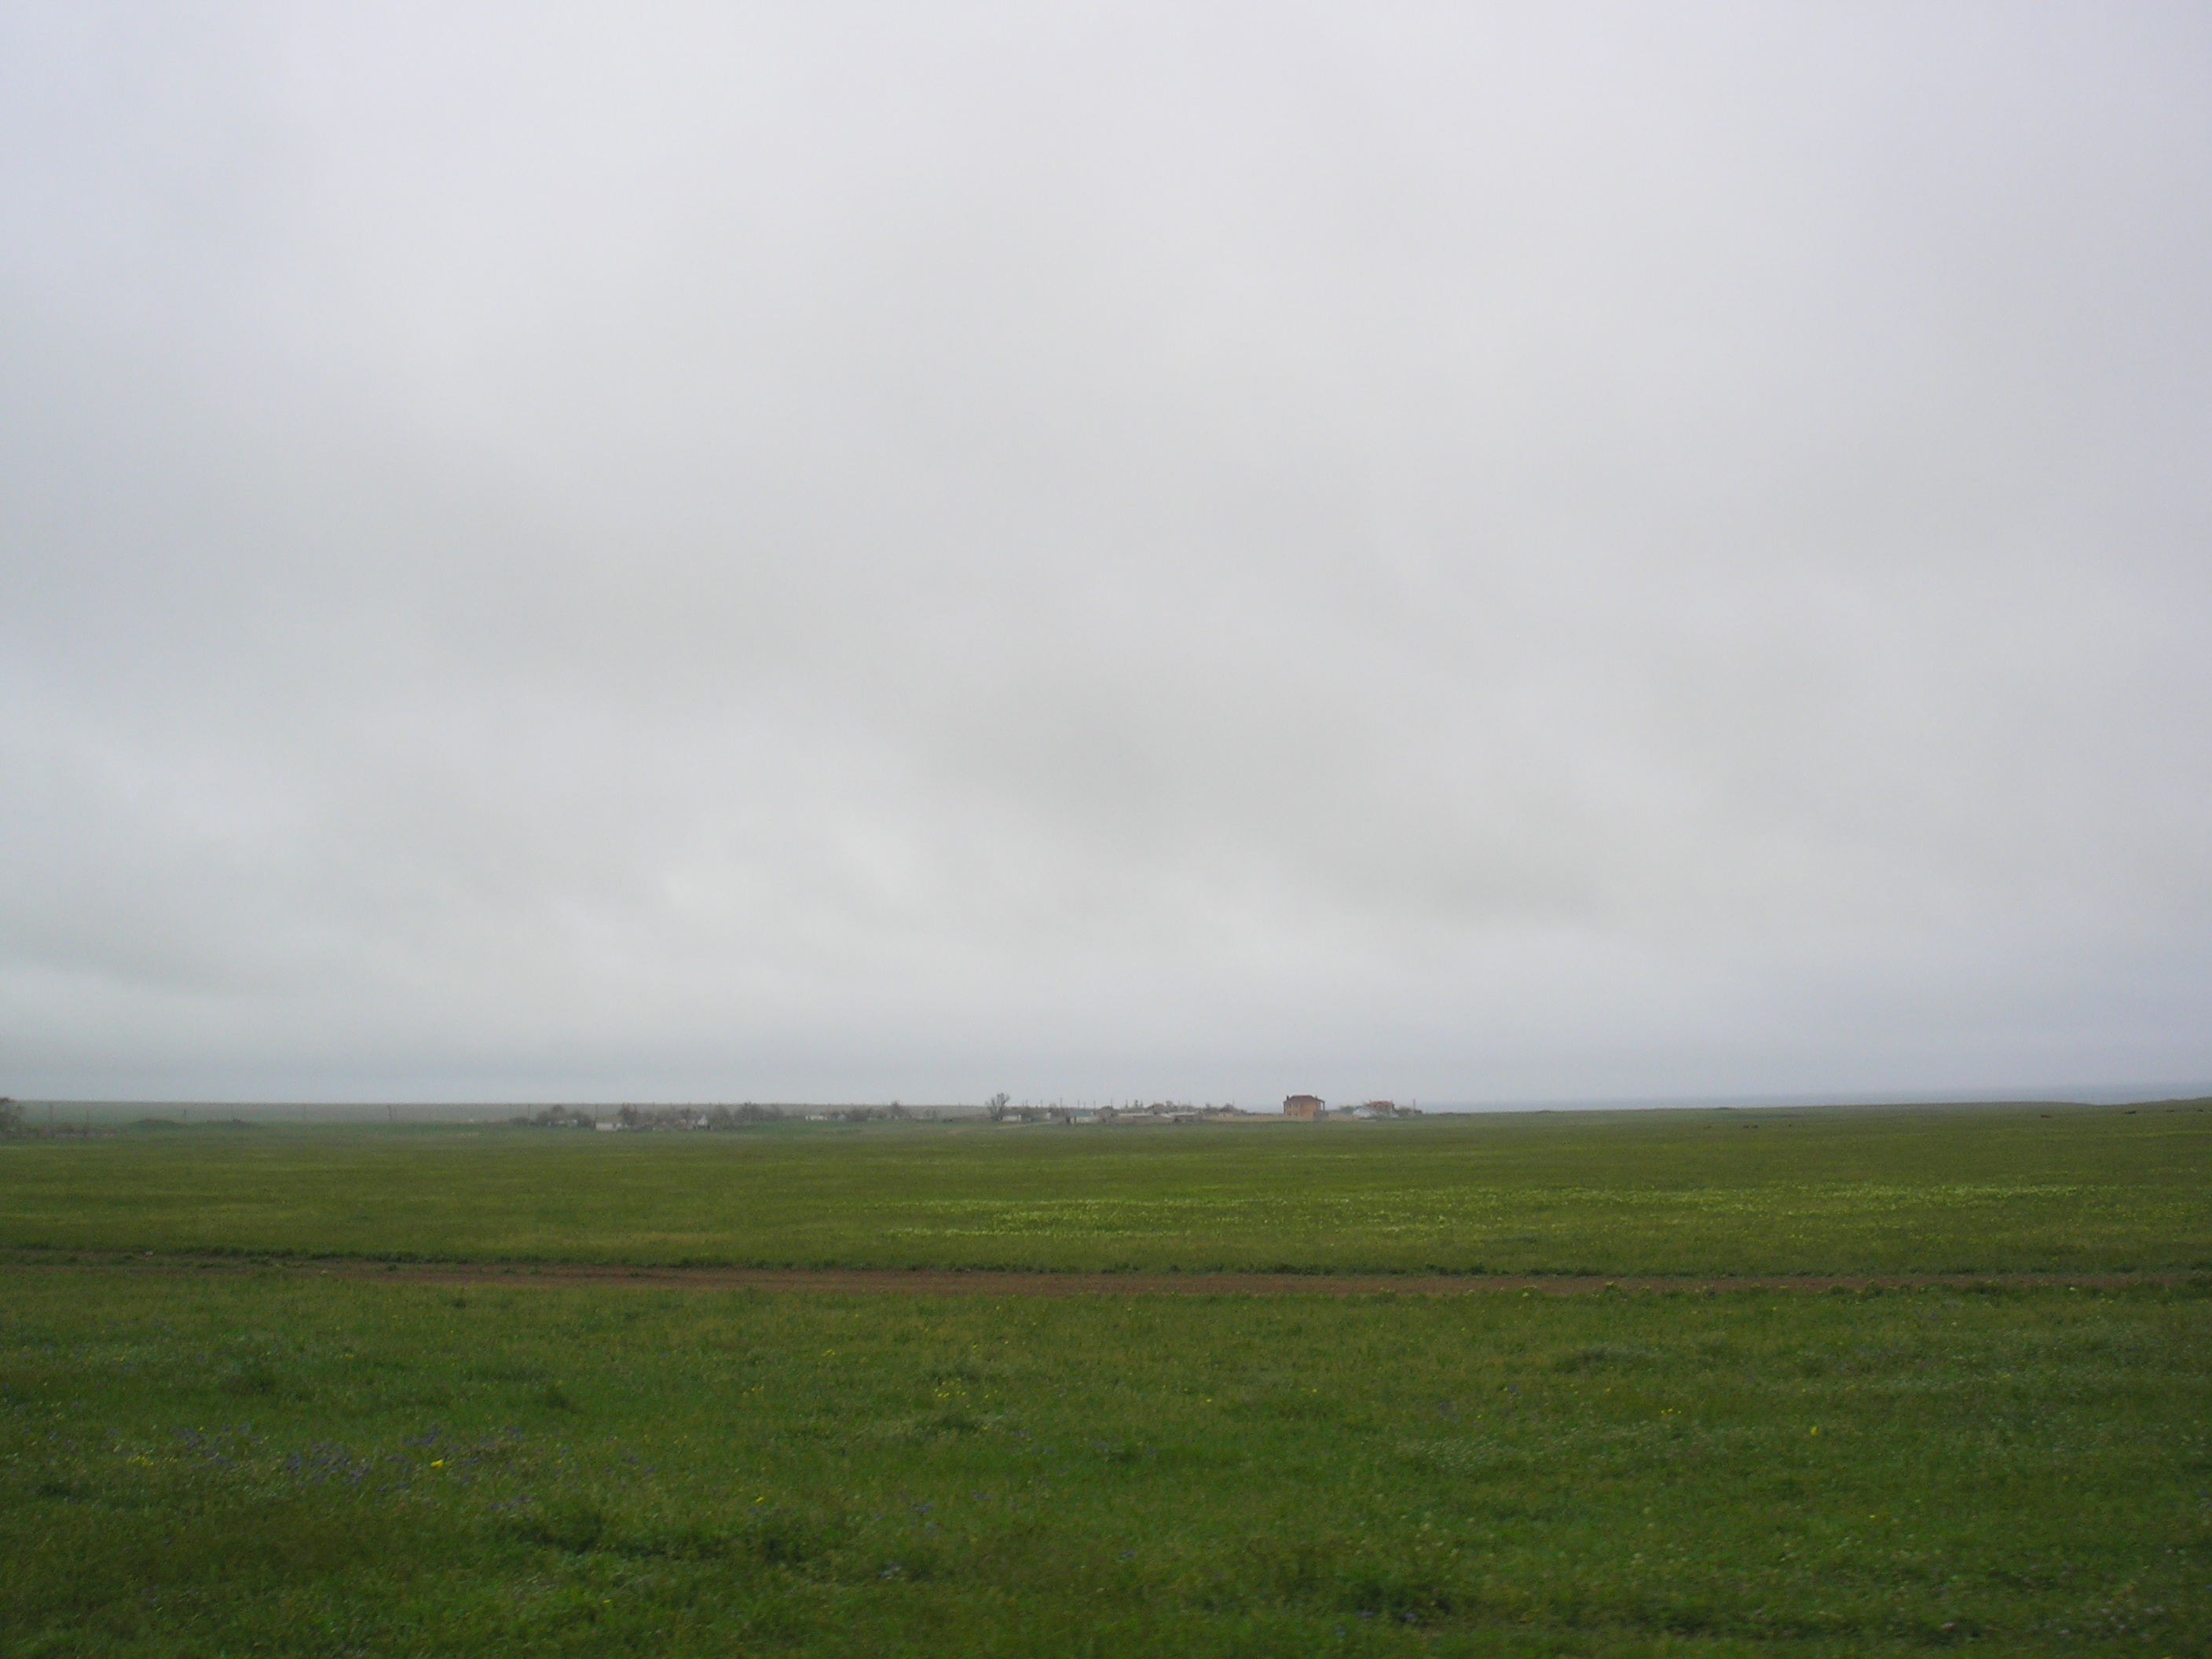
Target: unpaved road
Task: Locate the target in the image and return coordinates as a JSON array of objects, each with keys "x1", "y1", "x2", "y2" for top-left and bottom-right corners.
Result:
[{"x1": 3, "y1": 1253, "x2": 2194, "y2": 1296}]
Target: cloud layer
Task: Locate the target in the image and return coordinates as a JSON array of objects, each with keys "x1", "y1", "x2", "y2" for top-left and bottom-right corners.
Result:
[{"x1": 5, "y1": 3, "x2": 2210, "y2": 1103}]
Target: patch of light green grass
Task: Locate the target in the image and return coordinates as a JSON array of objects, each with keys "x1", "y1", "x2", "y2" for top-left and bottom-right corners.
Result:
[{"x1": 2, "y1": 1103, "x2": 2208, "y2": 1274}]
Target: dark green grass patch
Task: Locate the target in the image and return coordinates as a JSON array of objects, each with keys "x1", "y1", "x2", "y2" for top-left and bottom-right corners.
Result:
[
  {"x1": 2, "y1": 1102, "x2": 2207, "y2": 1275},
  {"x1": 2, "y1": 1272, "x2": 2207, "y2": 1656}
]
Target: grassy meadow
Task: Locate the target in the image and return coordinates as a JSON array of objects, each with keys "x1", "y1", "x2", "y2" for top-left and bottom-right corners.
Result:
[
  {"x1": 3, "y1": 1101, "x2": 2209, "y2": 1275},
  {"x1": 5, "y1": 1270, "x2": 2207, "y2": 1657},
  {"x1": 4, "y1": 1103, "x2": 2210, "y2": 1655}
]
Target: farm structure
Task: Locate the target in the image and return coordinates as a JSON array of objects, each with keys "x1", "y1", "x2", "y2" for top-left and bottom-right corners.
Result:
[
  {"x1": 994, "y1": 1101, "x2": 1241, "y2": 1126},
  {"x1": 1283, "y1": 1094, "x2": 1324, "y2": 1120}
]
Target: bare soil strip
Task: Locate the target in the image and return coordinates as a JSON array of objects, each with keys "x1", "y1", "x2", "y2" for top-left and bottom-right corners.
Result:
[{"x1": 2, "y1": 1253, "x2": 2195, "y2": 1296}]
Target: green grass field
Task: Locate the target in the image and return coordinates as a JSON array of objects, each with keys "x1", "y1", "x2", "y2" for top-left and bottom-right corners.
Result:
[
  {"x1": 4, "y1": 1104, "x2": 2209, "y2": 1655},
  {"x1": 6, "y1": 1271, "x2": 2207, "y2": 1657},
  {"x1": 4, "y1": 1102, "x2": 2208, "y2": 1275}
]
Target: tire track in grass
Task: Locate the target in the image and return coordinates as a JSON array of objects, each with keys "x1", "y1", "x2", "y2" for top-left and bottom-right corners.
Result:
[{"x1": 2, "y1": 1251, "x2": 2199, "y2": 1295}]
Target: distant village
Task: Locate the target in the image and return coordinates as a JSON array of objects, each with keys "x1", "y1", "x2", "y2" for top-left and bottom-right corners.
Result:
[
  {"x1": 511, "y1": 1095, "x2": 1423, "y2": 1132},
  {"x1": 983, "y1": 1094, "x2": 1422, "y2": 1126}
]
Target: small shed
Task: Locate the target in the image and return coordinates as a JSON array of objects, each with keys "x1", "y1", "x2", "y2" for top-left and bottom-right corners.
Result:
[{"x1": 1283, "y1": 1094, "x2": 1324, "y2": 1120}]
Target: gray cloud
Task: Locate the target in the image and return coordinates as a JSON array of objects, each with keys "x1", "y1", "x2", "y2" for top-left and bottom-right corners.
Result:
[{"x1": 5, "y1": 2, "x2": 2210, "y2": 1103}]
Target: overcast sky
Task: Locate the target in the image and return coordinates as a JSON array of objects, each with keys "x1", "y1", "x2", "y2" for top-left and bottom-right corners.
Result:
[{"x1": 3, "y1": 3, "x2": 2209, "y2": 1106}]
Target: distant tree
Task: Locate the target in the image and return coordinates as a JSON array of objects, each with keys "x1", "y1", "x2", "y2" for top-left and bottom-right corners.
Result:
[
  {"x1": 0, "y1": 1098, "x2": 20, "y2": 1135},
  {"x1": 537, "y1": 1107, "x2": 558, "y2": 1127},
  {"x1": 518, "y1": 1105, "x2": 597, "y2": 1129},
  {"x1": 985, "y1": 1093, "x2": 1011, "y2": 1122}
]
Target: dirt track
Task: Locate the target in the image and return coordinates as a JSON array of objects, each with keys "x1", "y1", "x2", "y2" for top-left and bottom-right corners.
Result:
[{"x1": 4, "y1": 1253, "x2": 2193, "y2": 1296}]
